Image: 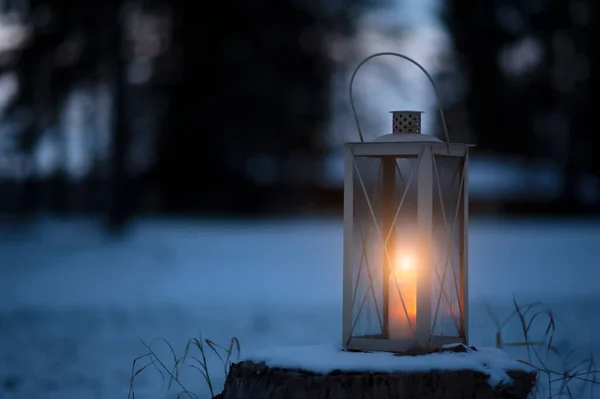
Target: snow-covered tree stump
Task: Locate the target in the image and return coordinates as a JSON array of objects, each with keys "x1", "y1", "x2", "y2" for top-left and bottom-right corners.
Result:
[{"x1": 214, "y1": 344, "x2": 536, "y2": 399}]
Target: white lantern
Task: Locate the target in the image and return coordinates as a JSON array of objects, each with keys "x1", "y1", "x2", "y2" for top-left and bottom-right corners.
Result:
[{"x1": 342, "y1": 53, "x2": 472, "y2": 353}]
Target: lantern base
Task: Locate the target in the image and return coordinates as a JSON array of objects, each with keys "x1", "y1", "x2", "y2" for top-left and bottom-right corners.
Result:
[{"x1": 213, "y1": 344, "x2": 536, "y2": 399}]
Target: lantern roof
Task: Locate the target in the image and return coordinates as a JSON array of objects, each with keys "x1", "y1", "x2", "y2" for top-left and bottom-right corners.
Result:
[{"x1": 373, "y1": 133, "x2": 443, "y2": 143}]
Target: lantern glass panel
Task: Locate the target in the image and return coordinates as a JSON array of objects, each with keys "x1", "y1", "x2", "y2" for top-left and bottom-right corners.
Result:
[
  {"x1": 351, "y1": 155, "x2": 419, "y2": 340},
  {"x1": 351, "y1": 156, "x2": 383, "y2": 338},
  {"x1": 431, "y1": 155, "x2": 465, "y2": 338}
]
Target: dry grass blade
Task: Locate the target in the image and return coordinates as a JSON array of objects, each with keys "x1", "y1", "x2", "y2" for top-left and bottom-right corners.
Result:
[
  {"x1": 512, "y1": 296, "x2": 534, "y2": 361},
  {"x1": 487, "y1": 296, "x2": 600, "y2": 399},
  {"x1": 156, "y1": 337, "x2": 184, "y2": 395},
  {"x1": 206, "y1": 337, "x2": 241, "y2": 378},
  {"x1": 503, "y1": 341, "x2": 561, "y2": 358},
  {"x1": 205, "y1": 339, "x2": 227, "y2": 377},
  {"x1": 130, "y1": 334, "x2": 240, "y2": 398},
  {"x1": 565, "y1": 383, "x2": 575, "y2": 398},
  {"x1": 128, "y1": 353, "x2": 153, "y2": 399},
  {"x1": 141, "y1": 340, "x2": 197, "y2": 399},
  {"x1": 526, "y1": 309, "x2": 556, "y2": 357},
  {"x1": 495, "y1": 331, "x2": 502, "y2": 349},
  {"x1": 482, "y1": 299, "x2": 501, "y2": 329},
  {"x1": 189, "y1": 364, "x2": 211, "y2": 383},
  {"x1": 190, "y1": 337, "x2": 214, "y2": 397},
  {"x1": 589, "y1": 356, "x2": 597, "y2": 399}
]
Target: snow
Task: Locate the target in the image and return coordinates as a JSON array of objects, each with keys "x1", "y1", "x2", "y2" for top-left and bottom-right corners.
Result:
[
  {"x1": 243, "y1": 344, "x2": 532, "y2": 387},
  {"x1": 1, "y1": 217, "x2": 600, "y2": 398}
]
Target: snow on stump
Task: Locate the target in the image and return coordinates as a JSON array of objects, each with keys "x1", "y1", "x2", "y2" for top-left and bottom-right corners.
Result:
[{"x1": 214, "y1": 344, "x2": 536, "y2": 399}]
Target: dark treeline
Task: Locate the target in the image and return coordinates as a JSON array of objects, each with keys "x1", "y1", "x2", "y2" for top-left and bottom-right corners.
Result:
[
  {"x1": 0, "y1": 0, "x2": 599, "y2": 230},
  {"x1": 0, "y1": 0, "x2": 372, "y2": 229},
  {"x1": 445, "y1": 0, "x2": 600, "y2": 214}
]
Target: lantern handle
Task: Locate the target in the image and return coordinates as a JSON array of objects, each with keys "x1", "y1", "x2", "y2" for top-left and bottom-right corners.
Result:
[{"x1": 349, "y1": 52, "x2": 451, "y2": 143}]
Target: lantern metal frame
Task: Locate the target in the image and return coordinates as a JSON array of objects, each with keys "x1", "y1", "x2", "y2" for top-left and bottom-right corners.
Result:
[{"x1": 342, "y1": 53, "x2": 473, "y2": 353}]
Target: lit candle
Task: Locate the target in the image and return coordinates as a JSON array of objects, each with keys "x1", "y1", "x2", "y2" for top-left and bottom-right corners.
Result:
[{"x1": 389, "y1": 253, "x2": 417, "y2": 339}]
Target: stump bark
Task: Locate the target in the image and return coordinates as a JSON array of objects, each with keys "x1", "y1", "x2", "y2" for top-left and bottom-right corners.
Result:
[{"x1": 214, "y1": 360, "x2": 536, "y2": 399}]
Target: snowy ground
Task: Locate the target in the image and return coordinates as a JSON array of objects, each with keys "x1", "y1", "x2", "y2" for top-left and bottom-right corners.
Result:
[{"x1": 1, "y1": 217, "x2": 600, "y2": 398}]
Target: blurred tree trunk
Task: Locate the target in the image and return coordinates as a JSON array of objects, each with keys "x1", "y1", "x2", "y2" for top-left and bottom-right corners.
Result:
[
  {"x1": 446, "y1": 1, "x2": 518, "y2": 154},
  {"x1": 446, "y1": 0, "x2": 600, "y2": 213},
  {"x1": 551, "y1": 0, "x2": 598, "y2": 211},
  {"x1": 586, "y1": 2, "x2": 600, "y2": 211},
  {"x1": 107, "y1": 0, "x2": 130, "y2": 233},
  {"x1": 533, "y1": 0, "x2": 577, "y2": 211},
  {"x1": 156, "y1": 0, "x2": 326, "y2": 214}
]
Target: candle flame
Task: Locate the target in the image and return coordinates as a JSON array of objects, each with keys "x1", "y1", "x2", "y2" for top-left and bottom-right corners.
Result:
[{"x1": 397, "y1": 256, "x2": 414, "y2": 271}]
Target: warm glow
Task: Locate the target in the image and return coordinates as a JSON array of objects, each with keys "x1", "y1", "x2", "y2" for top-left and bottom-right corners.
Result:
[
  {"x1": 389, "y1": 252, "x2": 418, "y2": 340},
  {"x1": 397, "y1": 256, "x2": 414, "y2": 272}
]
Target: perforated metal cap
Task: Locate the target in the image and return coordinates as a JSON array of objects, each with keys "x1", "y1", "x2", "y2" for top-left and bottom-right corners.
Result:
[{"x1": 391, "y1": 111, "x2": 423, "y2": 134}]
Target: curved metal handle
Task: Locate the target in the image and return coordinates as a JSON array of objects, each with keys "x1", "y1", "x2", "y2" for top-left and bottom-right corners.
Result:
[{"x1": 349, "y1": 52, "x2": 451, "y2": 143}]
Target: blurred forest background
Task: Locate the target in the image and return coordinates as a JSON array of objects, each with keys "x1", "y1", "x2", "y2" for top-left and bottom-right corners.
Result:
[
  {"x1": 2, "y1": 2, "x2": 600, "y2": 398},
  {"x1": 0, "y1": 0, "x2": 599, "y2": 232}
]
